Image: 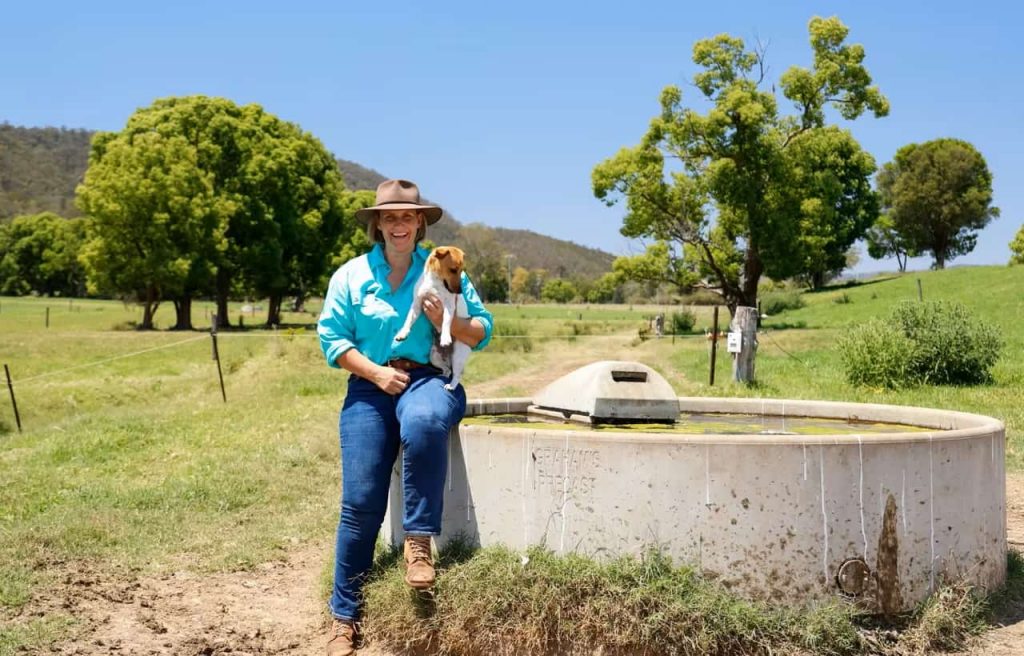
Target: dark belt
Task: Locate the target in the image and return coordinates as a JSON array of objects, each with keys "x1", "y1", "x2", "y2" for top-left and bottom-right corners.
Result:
[{"x1": 387, "y1": 358, "x2": 441, "y2": 373}]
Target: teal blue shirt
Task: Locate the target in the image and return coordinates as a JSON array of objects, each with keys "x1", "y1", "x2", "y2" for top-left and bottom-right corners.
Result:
[{"x1": 317, "y1": 243, "x2": 493, "y2": 368}]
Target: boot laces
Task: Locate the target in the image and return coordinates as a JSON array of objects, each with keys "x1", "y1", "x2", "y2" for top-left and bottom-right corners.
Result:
[
  {"x1": 408, "y1": 536, "x2": 432, "y2": 562},
  {"x1": 331, "y1": 619, "x2": 356, "y2": 641}
]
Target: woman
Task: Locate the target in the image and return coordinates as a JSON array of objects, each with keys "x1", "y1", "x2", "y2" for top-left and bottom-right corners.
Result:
[{"x1": 317, "y1": 179, "x2": 493, "y2": 655}]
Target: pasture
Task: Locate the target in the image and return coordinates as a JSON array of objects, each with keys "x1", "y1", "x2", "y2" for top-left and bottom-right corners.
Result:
[{"x1": 1, "y1": 264, "x2": 1022, "y2": 654}]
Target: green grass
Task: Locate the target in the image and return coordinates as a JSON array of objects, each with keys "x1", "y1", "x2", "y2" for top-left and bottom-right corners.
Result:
[{"x1": 0, "y1": 266, "x2": 1022, "y2": 652}]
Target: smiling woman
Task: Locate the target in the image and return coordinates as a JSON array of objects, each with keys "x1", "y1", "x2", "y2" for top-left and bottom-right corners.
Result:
[{"x1": 317, "y1": 179, "x2": 493, "y2": 656}]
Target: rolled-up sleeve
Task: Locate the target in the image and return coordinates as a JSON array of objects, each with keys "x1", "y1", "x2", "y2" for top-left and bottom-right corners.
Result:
[
  {"x1": 461, "y1": 273, "x2": 493, "y2": 351},
  {"x1": 318, "y1": 270, "x2": 356, "y2": 368}
]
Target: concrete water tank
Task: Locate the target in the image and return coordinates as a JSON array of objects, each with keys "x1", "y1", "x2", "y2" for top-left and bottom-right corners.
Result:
[{"x1": 382, "y1": 361, "x2": 1007, "y2": 612}]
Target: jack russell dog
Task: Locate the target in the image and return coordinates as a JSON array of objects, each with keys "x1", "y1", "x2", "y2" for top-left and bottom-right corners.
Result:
[{"x1": 394, "y1": 246, "x2": 471, "y2": 391}]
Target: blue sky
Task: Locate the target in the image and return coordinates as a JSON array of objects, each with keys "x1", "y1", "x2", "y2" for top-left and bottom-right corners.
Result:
[{"x1": 3, "y1": 0, "x2": 1022, "y2": 274}]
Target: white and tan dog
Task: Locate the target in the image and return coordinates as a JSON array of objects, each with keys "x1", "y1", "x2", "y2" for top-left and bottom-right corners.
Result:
[{"x1": 394, "y1": 246, "x2": 471, "y2": 391}]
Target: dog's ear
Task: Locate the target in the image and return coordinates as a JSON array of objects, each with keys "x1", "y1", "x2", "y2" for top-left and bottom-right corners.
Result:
[{"x1": 435, "y1": 247, "x2": 450, "y2": 259}]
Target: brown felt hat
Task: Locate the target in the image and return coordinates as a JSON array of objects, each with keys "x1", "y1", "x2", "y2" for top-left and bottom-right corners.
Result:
[{"x1": 354, "y1": 179, "x2": 443, "y2": 225}]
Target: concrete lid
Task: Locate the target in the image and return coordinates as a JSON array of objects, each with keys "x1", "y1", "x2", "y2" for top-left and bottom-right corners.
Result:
[{"x1": 530, "y1": 360, "x2": 679, "y2": 423}]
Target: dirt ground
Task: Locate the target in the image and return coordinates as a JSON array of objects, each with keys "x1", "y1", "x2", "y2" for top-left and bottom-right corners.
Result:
[{"x1": 25, "y1": 351, "x2": 1024, "y2": 655}]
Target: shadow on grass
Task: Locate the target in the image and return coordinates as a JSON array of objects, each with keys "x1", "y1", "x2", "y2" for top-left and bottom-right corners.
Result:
[{"x1": 802, "y1": 275, "x2": 900, "y2": 294}]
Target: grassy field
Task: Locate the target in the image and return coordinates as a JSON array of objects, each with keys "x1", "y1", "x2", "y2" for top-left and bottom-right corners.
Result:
[{"x1": 1, "y1": 264, "x2": 1022, "y2": 653}]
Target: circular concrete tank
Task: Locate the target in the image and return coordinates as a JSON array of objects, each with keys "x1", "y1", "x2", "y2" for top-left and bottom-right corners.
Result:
[{"x1": 382, "y1": 362, "x2": 1007, "y2": 612}]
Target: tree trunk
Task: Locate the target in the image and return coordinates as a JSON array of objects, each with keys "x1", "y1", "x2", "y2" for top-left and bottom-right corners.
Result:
[
  {"x1": 730, "y1": 306, "x2": 758, "y2": 383},
  {"x1": 172, "y1": 296, "x2": 193, "y2": 330},
  {"x1": 897, "y1": 252, "x2": 907, "y2": 273},
  {"x1": 735, "y1": 244, "x2": 764, "y2": 316},
  {"x1": 140, "y1": 285, "x2": 159, "y2": 330},
  {"x1": 215, "y1": 268, "x2": 231, "y2": 329},
  {"x1": 266, "y1": 294, "x2": 283, "y2": 328},
  {"x1": 933, "y1": 253, "x2": 945, "y2": 270}
]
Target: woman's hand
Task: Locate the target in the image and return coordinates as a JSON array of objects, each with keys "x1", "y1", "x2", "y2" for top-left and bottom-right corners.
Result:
[
  {"x1": 422, "y1": 293, "x2": 444, "y2": 330},
  {"x1": 372, "y1": 366, "x2": 410, "y2": 395}
]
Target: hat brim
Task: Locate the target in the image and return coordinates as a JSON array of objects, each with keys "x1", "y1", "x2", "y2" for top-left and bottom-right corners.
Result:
[{"x1": 355, "y1": 203, "x2": 443, "y2": 225}]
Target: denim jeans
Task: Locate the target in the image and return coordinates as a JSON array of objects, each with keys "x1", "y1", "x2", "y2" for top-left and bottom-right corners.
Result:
[{"x1": 328, "y1": 368, "x2": 467, "y2": 621}]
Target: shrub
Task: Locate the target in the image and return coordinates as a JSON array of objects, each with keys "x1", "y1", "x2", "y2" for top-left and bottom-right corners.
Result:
[
  {"x1": 669, "y1": 309, "x2": 696, "y2": 334},
  {"x1": 891, "y1": 301, "x2": 1003, "y2": 385},
  {"x1": 838, "y1": 301, "x2": 1003, "y2": 388},
  {"x1": 760, "y1": 291, "x2": 805, "y2": 316},
  {"x1": 838, "y1": 320, "x2": 916, "y2": 388}
]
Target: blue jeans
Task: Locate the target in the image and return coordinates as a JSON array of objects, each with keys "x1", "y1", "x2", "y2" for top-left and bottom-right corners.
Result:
[{"x1": 328, "y1": 368, "x2": 467, "y2": 621}]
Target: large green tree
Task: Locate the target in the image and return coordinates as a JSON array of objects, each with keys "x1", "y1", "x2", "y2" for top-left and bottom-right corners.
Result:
[
  {"x1": 78, "y1": 96, "x2": 352, "y2": 330},
  {"x1": 877, "y1": 138, "x2": 998, "y2": 270},
  {"x1": 593, "y1": 17, "x2": 888, "y2": 313},
  {"x1": 0, "y1": 212, "x2": 88, "y2": 296}
]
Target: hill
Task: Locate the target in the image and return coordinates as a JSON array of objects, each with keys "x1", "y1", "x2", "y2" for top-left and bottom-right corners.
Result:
[{"x1": 1, "y1": 124, "x2": 613, "y2": 279}]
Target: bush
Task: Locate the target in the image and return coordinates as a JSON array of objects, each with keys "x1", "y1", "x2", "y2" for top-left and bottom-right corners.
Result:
[
  {"x1": 838, "y1": 301, "x2": 1002, "y2": 388},
  {"x1": 669, "y1": 309, "x2": 696, "y2": 334},
  {"x1": 891, "y1": 301, "x2": 1003, "y2": 385},
  {"x1": 760, "y1": 291, "x2": 805, "y2": 315},
  {"x1": 838, "y1": 320, "x2": 916, "y2": 388}
]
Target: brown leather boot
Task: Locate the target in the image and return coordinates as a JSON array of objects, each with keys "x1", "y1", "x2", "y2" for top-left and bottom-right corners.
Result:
[
  {"x1": 403, "y1": 535, "x2": 435, "y2": 589},
  {"x1": 326, "y1": 618, "x2": 357, "y2": 656}
]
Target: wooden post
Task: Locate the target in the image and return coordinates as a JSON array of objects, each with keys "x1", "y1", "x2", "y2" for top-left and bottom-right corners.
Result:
[
  {"x1": 917, "y1": 278, "x2": 923, "y2": 302},
  {"x1": 45, "y1": 307, "x2": 49, "y2": 328},
  {"x1": 4, "y1": 364, "x2": 22, "y2": 433},
  {"x1": 731, "y1": 306, "x2": 758, "y2": 383},
  {"x1": 210, "y1": 314, "x2": 227, "y2": 403},
  {"x1": 709, "y1": 306, "x2": 720, "y2": 386}
]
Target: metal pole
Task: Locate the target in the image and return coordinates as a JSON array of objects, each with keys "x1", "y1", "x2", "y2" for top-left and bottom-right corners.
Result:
[
  {"x1": 709, "y1": 306, "x2": 719, "y2": 386},
  {"x1": 4, "y1": 364, "x2": 22, "y2": 433},
  {"x1": 211, "y1": 314, "x2": 227, "y2": 402}
]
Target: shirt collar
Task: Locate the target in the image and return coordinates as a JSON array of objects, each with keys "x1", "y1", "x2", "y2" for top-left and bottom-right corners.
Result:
[{"x1": 368, "y1": 243, "x2": 429, "y2": 272}]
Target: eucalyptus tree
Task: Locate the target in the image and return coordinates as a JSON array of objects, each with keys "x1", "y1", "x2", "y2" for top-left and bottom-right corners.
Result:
[{"x1": 593, "y1": 16, "x2": 888, "y2": 313}]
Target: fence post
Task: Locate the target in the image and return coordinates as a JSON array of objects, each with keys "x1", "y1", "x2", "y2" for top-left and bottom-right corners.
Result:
[
  {"x1": 210, "y1": 314, "x2": 227, "y2": 403},
  {"x1": 917, "y1": 278, "x2": 923, "y2": 302},
  {"x1": 45, "y1": 307, "x2": 50, "y2": 328},
  {"x1": 709, "y1": 306, "x2": 719, "y2": 386},
  {"x1": 4, "y1": 364, "x2": 22, "y2": 433},
  {"x1": 731, "y1": 306, "x2": 758, "y2": 383}
]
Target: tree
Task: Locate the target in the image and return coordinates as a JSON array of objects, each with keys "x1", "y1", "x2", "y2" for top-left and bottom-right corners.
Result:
[
  {"x1": 458, "y1": 223, "x2": 509, "y2": 303},
  {"x1": 593, "y1": 16, "x2": 887, "y2": 314},
  {"x1": 1010, "y1": 224, "x2": 1024, "y2": 266},
  {"x1": 611, "y1": 241, "x2": 696, "y2": 294},
  {"x1": 877, "y1": 138, "x2": 999, "y2": 270},
  {"x1": 586, "y1": 271, "x2": 623, "y2": 303},
  {"x1": 866, "y1": 213, "x2": 918, "y2": 272},
  {"x1": 510, "y1": 266, "x2": 531, "y2": 302},
  {"x1": 0, "y1": 213, "x2": 88, "y2": 296},
  {"x1": 541, "y1": 278, "x2": 577, "y2": 303},
  {"x1": 77, "y1": 96, "x2": 353, "y2": 329},
  {"x1": 78, "y1": 123, "x2": 230, "y2": 329}
]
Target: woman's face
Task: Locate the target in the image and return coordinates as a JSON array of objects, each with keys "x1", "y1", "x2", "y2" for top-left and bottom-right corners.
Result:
[{"x1": 378, "y1": 209, "x2": 424, "y2": 255}]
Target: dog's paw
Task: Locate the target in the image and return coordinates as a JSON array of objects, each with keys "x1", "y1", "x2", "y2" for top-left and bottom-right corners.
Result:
[
  {"x1": 439, "y1": 334, "x2": 452, "y2": 347},
  {"x1": 394, "y1": 329, "x2": 409, "y2": 341},
  {"x1": 444, "y1": 383, "x2": 456, "y2": 391}
]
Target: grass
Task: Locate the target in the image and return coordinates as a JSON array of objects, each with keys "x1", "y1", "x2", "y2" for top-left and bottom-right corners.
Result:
[
  {"x1": 360, "y1": 541, "x2": 1023, "y2": 656},
  {"x1": 1, "y1": 265, "x2": 1023, "y2": 653}
]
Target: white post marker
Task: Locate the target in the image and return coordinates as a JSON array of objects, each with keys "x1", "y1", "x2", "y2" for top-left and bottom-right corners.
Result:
[{"x1": 730, "y1": 306, "x2": 758, "y2": 383}]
